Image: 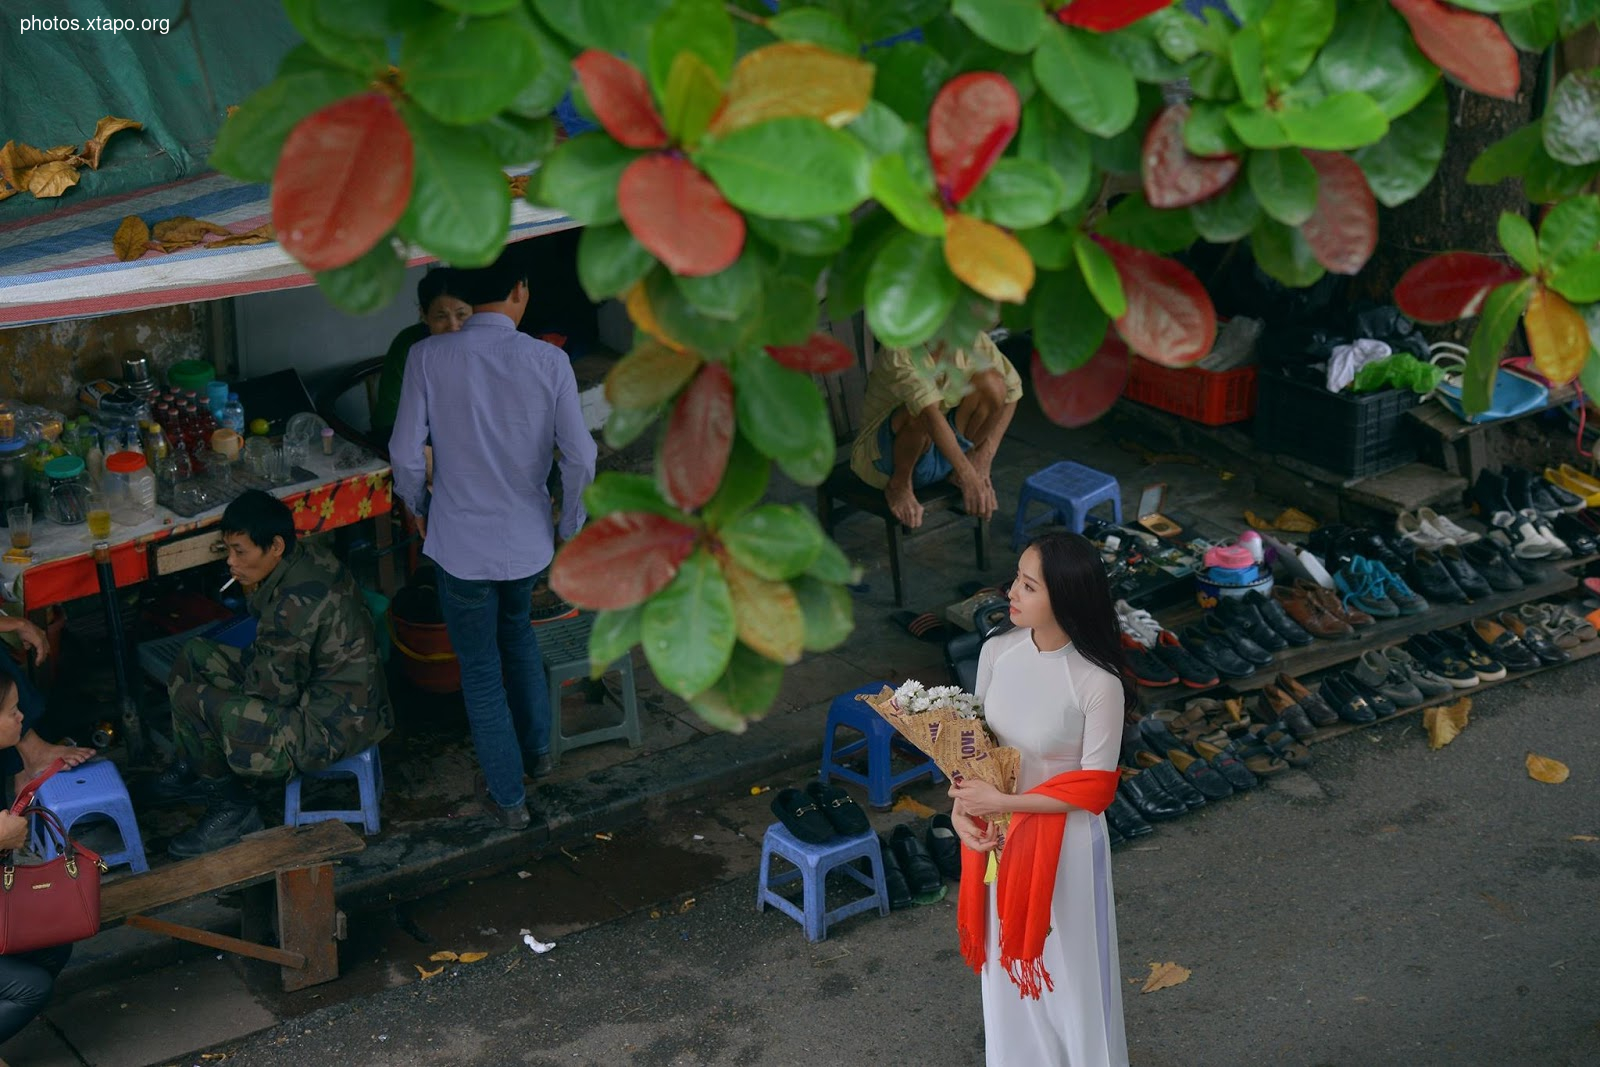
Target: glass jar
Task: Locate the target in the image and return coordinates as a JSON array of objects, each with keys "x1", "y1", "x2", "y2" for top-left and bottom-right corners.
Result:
[
  {"x1": 0, "y1": 438, "x2": 28, "y2": 523},
  {"x1": 103, "y1": 450, "x2": 156, "y2": 526},
  {"x1": 45, "y1": 455, "x2": 88, "y2": 525}
]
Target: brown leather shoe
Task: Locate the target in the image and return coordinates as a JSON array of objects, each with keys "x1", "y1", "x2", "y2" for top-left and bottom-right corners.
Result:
[
  {"x1": 1273, "y1": 584, "x2": 1353, "y2": 639},
  {"x1": 1276, "y1": 671, "x2": 1340, "y2": 727},
  {"x1": 1297, "y1": 579, "x2": 1375, "y2": 629}
]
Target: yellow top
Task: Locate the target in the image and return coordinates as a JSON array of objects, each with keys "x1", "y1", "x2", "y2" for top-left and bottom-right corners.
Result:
[{"x1": 848, "y1": 333, "x2": 1023, "y2": 488}]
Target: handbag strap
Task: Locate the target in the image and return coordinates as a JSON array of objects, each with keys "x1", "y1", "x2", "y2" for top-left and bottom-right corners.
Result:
[{"x1": 9, "y1": 757, "x2": 67, "y2": 816}]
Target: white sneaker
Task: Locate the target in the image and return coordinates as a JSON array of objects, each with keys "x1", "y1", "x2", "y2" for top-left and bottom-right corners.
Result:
[
  {"x1": 1114, "y1": 599, "x2": 1162, "y2": 648},
  {"x1": 1396, "y1": 510, "x2": 1449, "y2": 549},
  {"x1": 1417, "y1": 507, "x2": 1480, "y2": 545}
]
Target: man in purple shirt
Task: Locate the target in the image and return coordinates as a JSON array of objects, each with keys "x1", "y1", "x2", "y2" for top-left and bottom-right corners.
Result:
[{"x1": 391, "y1": 250, "x2": 597, "y2": 830}]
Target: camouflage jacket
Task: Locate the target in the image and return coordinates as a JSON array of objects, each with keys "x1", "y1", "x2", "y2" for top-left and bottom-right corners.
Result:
[{"x1": 241, "y1": 541, "x2": 391, "y2": 761}]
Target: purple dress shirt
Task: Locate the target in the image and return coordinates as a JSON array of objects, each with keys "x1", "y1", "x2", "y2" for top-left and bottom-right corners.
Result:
[{"x1": 390, "y1": 313, "x2": 597, "y2": 582}]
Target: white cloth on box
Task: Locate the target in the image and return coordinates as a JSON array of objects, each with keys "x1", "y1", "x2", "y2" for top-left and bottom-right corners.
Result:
[{"x1": 1325, "y1": 338, "x2": 1392, "y2": 393}]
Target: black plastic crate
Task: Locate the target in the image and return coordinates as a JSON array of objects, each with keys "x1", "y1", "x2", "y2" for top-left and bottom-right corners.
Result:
[{"x1": 1253, "y1": 370, "x2": 1418, "y2": 478}]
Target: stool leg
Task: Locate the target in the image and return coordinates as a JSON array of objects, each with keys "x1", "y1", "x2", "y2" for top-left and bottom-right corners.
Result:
[
  {"x1": 1011, "y1": 491, "x2": 1031, "y2": 553},
  {"x1": 802, "y1": 855, "x2": 826, "y2": 941},
  {"x1": 870, "y1": 841, "x2": 890, "y2": 917},
  {"x1": 619, "y1": 658, "x2": 642, "y2": 749},
  {"x1": 755, "y1": 836, "x2": 774, "y2": 912},
  {"x1": 974, "y1": 513, "x2": 990, "y2": 571},
  {"x1": 283, "y1": 777, "x2": 304, "y2": 828},
  {"x1": 357, "y1": 767, "x2": 381, "y2": 836},
  {"x1": 867, "y1": 728, "x2": 893, "y2": 810},
  {"x1": 886, "y1": 520, "x2": 905, "y2": 608},
  {"x1": 1111, "y1": 493, "x2": 1123, "y2": 524},
  {"x1": 819, "y1": 718, "x2": 837, "y2": 785}
]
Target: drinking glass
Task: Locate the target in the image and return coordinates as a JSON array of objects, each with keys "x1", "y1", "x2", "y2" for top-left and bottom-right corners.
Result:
[
  {"x1": 85, "y1": 491, "x2": 111, "y2": 539},
  {"x1": 6, "y1": 505, "x2": 31, "y2": 549}
]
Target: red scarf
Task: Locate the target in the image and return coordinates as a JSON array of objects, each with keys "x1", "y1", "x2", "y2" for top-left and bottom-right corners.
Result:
[{"x1": 957, "y1": 769, "x2": 1121, "y2": 998}]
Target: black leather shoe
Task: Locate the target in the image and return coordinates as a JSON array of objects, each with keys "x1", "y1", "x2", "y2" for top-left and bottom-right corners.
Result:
[
  {"x1": 1119, "y1": 774, "x2": 1187, "y2": 821},
  {"x1": 1553, "y1": 514, "x2": 1598, "y2": 557},
  {"x1": 1342, "y1": 671, "x2": 1399, "y2": 718},
  {"x1": 1204, "y1": 620, "x2": 1276, "y2": 666},
  {"x1": 1465, "y1": 618, "x2": 1539, "y2": 673},
  {"x1": 1245, "y1": 590, "x2": 1313, "y2": 646},
  {"x1": 1469, "y1": 469, "x2": 1515, "y2": 520},
  {"x1": 925, "y1": 814, "x2": 963, "y2": 880},
  {"x1": 1142, "y1": 760, "x2": 1206, "y2": 812},
  {"x1": 877, "y1": 835, "x2": 913, "y2": 908},
  {"x1": 1485, "y1": 533, "x2": 1544, "y2": 583},
  {"x1": 1461, "y1": 540, "x2": 1525, "y2": 592},
  {"x1": 1170, "y1": 751, "x2": 1233, "y2": 800},
  {"x1": 1153, "y1": 632, "x2": 1221, "y2": 687},
  {"x1": 1410, "y1": 549, "x2": 1469, "y2": 604},
  {"x1": 1139, "y1": 716, "x2": 1190, "y2": 757},
  {"x1": 169, "y1": 778, "x2": 264, "y2": 859},
  {"x1": 1211, "y1": 598, "x2": 1288, "y2": 651},
  {"x1": 1434, "y1": 627, "x2": 1507, "y2": 680},
  {"x1": 1404, "y1": 633, "x2": 1480, "y2": 687},
  {"x1": 1507, "y1": 467, "x2": 1564, "y2": 517},
  {"x1": 806, "y1": 781, "x2": 870, "y2": 836},
  {"x1": 772, "y1": 787, "x2": 835, "y2": 844},
  {"x1": 147, "y1": 759, "x2": 206, "y2": 805},
  {"x1": 1106, "y1": 820, "x2": 1126, "y2": 847},
  {"x1": 1104, "y1": 795, "x2": 1154, "y2": 838},
  {"x1": 890, "y1": 824, "x2": 943, "y2": 895},
  {"x1": 1208, "y1": 750, "x2": 1258, "y2": 791},
  {"x1": 1320, "y1": 674, "x2": 1377, "y2": 724},
  {"x1": 1439, "y1": 545, "x2": 1493, "y2": 600},
  {"x1": 1180, "y1": 629, "x2": 1255, "y2": 679}
]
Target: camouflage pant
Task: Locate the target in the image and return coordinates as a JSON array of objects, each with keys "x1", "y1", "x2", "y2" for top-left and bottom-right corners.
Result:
[{"x1": 167, "y1": 638, "x2": 304, "y2": 780}]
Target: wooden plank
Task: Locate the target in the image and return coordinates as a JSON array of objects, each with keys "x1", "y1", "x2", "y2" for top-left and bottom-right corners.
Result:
[
  {"x1": 101, "y1": 821, "x2": 364, "y2": 923},
  {"x1": 277, "y1": 864, "x2": 340, "y2": 992},
  {"x1": 1408, "y1": 383, "x2": 1577, "y2": 443},
  {"x1": 123, "y1": 913, "x2": 306, "y2": 969}
]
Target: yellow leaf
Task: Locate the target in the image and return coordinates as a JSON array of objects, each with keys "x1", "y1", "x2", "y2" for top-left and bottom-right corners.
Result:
[
  {"x1": 209, "y1": 223, "x2": 276, "y2": 248},
  {"x1": 1526, "y1": 752, "x2": 1570, "y2": 784},
  {"x1": 709, "y1": 43, "x2": 874, "y2": 135},
  {"x1": 113, "y1": 215, "x2": 150, "y2": 262},
  {"x1": 0, "y1": 140, "x2": 74, "y2": 187},
  {"x1": 604, "y1": 338, "x2": 701, "y2": 409},
  {"x1": 943, "y1": 212, "x2": 1035, "y2": 304},
  {"x1": 428, "y1": 951, "x2": 459, "y2": 962},
  {"x1": 1140, "y1": 961, "x2": 1192, "y2": 993},
  {"x1": 891, "y1": 795, "x2": 936, "y2": 818},
  {"x1": 457, "y1": 952, "x2": 488, "y2": 963},
  {"x1": 1524, "y1": 287, "x2": 1590, "y2": 385},
  {"x1": 79, "y1": 115, "x2": 143, "y2": 169},
  {"x1": 664, "y1": 52, "x2": 724, "y2": 149},
  {"x1": 723, "y1": 557, "x2": 805, "y2": 664},
  {"x1": 151, "y1": 215, "x2": 232, "y2": 246},
  {"x1": 414, "y1": 964, "x2": 444, "y2": 980},
  {"x1": 25, "y1": 160, "x2": 80, "y2": 199},
  {"x1": 625, "y1": 282, "x2": 687, "y2": 353},
  {"x1": 1423, "y1": 697, "x2": 1471, "y2": 750}
]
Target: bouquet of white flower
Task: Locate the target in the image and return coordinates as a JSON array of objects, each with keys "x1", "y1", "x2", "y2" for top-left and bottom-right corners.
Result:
[{"x1": 864, "y1": 680, "x2": 1018, "y2": 801}]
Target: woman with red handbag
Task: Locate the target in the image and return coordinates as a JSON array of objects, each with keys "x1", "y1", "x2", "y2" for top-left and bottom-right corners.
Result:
[{"x1": 0, "y1": 673, "x2": 72, "y2": 1050}]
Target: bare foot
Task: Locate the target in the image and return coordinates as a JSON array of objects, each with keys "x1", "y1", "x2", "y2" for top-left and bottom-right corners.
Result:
[
  {"x1": 886, "y1": 481, "x2": 924, "y2": 528},
  {"x1": 21, "y1": 740, "x2": 96, "y2": 781}
]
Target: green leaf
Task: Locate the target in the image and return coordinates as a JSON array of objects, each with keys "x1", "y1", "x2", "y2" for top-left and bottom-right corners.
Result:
[
  {"x1": 1226, "y1": 103, "x2": 1292, "y2": 149},
  {"x1": 1498, "y1": 212, "x2": 1542, "y2": 274},
  {"x1": 1259, "y1": 0, "x2": 1335, "y2": 91},
  {"x1": 928, "y1": 292, "x2": 1000, "y2": 354},
  {"x1": 1560, "y1": 0, "x2": 1600, "y2": 34},
  {"x1": 1352, "y1": 82, "x2": 1448, "y2": 207},
  {"x1": 641, "y1": 549, "x2": 736, "y2": 698},
  {"x1": 953, "y1": 0, "x2": 1047, "y2": 52},
  {"x1": 531, "y1": 0, "x2": 665, "y2": 53},
  {"x1": 1248, "y1": 148, "x2": 1318, "y2": 226},
  {"x1": 676, "y1": 251, "x2": 763, "y2": 321},
  {"x1": 1190, "y1": 180, "x2": 1263, "y2": 243},
  {"x1": 644, "y1": 270, "x2": 746, "y2": 354},
  {"x1": 825, "y1": 207, "x2": 900, "y2": 321},
  {"x1": 1228, "y1": 0, "x2": 1271, "y2": 21},
  {"x1": 961, "y1": 159, "x2": 1067, "y2": 231},
  {"x1": 1017, "y1": 95, "x2": 1094, "y2": 214},
  {"x1": 869, "y1": 155, "x2": 947, "y2": 237},
  {"x1": 872, "y1": 43, "x2": 952, "y2": 125},
  {"x1": 1580, "y1": 348, "x2": 1600, "y2": 408},
  {"x1": 578, "y1": 223, "x2": 656, "y2": 302},
  {"x1": 587, "y1": 605, "x2": 643, "y2": 677},
  {"x1": 314, "y1": 236, "x2": 406, "y2": 314},
  {"x1": 1545, "y1": 70, "x2": 1600, "y2": 166},
  {"x1": 702, "y1": 433, "x2": 770, "y2": 529},
  {"x1": 1092, "y1": 84, "x2": 1161, "y2": 176},
  {"x1": 505, "y1": 9, "x2": 574, "y2": 118},
  {"x1": 281, "y1": 0, "x2": 388, "y2": 73},
  {"x1": 721, "y1": 505, "x2": 824, "y2": 580},
  {"x1": 1033, "y1": 267, "x2": 1108, "y2": 374},
  {"x1": 1104, "y1": 21, "x2": 1191, "y2": 83},
  {"x1": 757, "y1": 275, "x2": 823, "y2": 348},
  {"x1": 1094, "y1": 192, "x2": 1199, "y2": 254},
  {"x1": 1074, "y1": 233, "x2": 1127, "y2": 319},
  {"x1": 695, "y1": 118, "x2": 870, "y2": 220},
  {"x1": 662, "y1": 52, "x2": 725, "y2": 148},
  {"x1": 603, "y1": 403, "x2": 663, "y2": 449},
  {"x1": 1442, "y1": 0, "x2": 1551, "y2": 10},
  {"x1": 688, "y1": 642, "x2": 785, "y2": 729},
  {"x1": 1315, "y1": 1, "x2": 1438, "y2": 119},
  {"x1": 1184, "y1": 101, "x2": 1245, "y2": 158},
  {"x1": 793, "y1": 575, "x2": 854, "y2": 652},
  {"x1": 312, "y1": 0, "x2": 429, "y2": 37},
  {"x1": 1538, "y1": 196, "x2": 1600, "y2": 271},
  {"x1": 733, "y1": 349, "x2": 835, "y2": 467},
  {"x1": 208, "y1": 59, "x2": 369, "y2": 182},
  {"x1": 846, "y1": 100, "x2": 912, "y2": 156},
  {"x1": 398, "y1": 104, "x2": 510, "y2": 266},
  {"x1": 1230, "y1": 25, "x2": 1267, "y2": 108},
  {"x1": 649, "y1": 0, "x2": 734, "y2": 103},
  {"x1": 470, "y1": 113, "x2": 555, "y2": 166},
  {"x1": 1148, "y1": 7, "x2": 1205, "y2": 61},
  {"x1": 805, "y1": 536, "x2": 859, "y2": 584},
  {"x1": 1277, "y1": 93, "x2": 1390, "y2": 150},
  {"x1": 1501, "y1": 2, "x2": 1562, "y2": 49},
  {"x1": 865, "y1": 232, "x2": 961, "y2": 347},
  {"x1": 1251, "y1": 219, "x2": 1325, "y2": 287},
  {"x1": 1468, "y1": 124, "x2": 1542, "y2": 185},
  {"x1": 1524, "y1": 149, "x2": 1600, "y2": 204},
  {"x1": 533, "y1": 133, "x2": 637, "y2": 226},
  {"x1": 1549, "y1": 254, "x2": 1600, "y2": 303},
  {"x1": 768, "y1": 8, "x2": 860, "y2": 53},
  {"x1": 1462, "y1": 280, "x2": 1536, "y2": 413},
  {"x1": 1016, "y1": 220, "x2": 1076, "y2": 270},
  {"x1": 583, "y1": 472, "x2": 685, "y2": 520},
  {"x1": 1034, "y1": 23, "x2": 1138, "y2": 138},
  {"x1": 403, "y1": 11, "x2": 547, "y2": 124},
  {"x1": 748, "y1": 214, "x2": 854, "y2": 257}
]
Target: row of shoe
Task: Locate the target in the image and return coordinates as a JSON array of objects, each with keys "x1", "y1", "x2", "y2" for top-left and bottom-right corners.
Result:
[
  {"x1": 1545, "y1": 464, "x2": 1600, "y2": 507},
  {"x1": 877, "y1": 822, "x2": 955, "y2": 909},
  {"x1": 1468, "y1": 468, "x2": 1596, "y2": 559},
  {"x1": 1314, "y1": 521, "x2": 1551, "y2": 606}
]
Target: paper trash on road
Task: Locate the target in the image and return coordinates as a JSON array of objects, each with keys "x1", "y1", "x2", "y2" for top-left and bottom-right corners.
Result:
[{"x1": 520, "y1": 928, "x2": 556, "y2": 954}]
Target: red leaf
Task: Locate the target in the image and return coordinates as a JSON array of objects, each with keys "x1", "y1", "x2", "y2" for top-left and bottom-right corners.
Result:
[
  {"x1": 618, "y1": 154, "x2": 745, "y2": 276},
  {"x1": 662, "y1": 363, "x2": 735, "y2": 511},
  {"x1": 572, "y1": 50, "x2": 670, "y2": 149},
  {"x1": 1093, "y1": 236, "x2": 1216, "y2": 367},
  {"x1": 1300, "y1": 150, "x2": 1377, "y2": 276},
  {"x1": 1393, "y1": 252, "x2": 1527, "y2": 323},
  {"x1": 272, "y1": 93, "x2": 413, "y2": 272},
  {"x1": 927, "y1": 73, "x2": 1020, "y2": 206},
  {"x1": 764, "y1": 334, "x2": 856, "y2": 374},
  {"x1": 1389, "y1": 0, "x2": 1519, "y2": 101},
  {"x1": 1141, "y1": 104, "x2": 1241, "y2": 209},
  {"x1": 549, "y1": 511, "x2": 699, "y2": 610},
  {"x1": 1030, "y1": 334, "x2": 1131, "y2": 428},
  {"x1": 1056, "y1": 0, "x2": 1175, "y2": 32}
]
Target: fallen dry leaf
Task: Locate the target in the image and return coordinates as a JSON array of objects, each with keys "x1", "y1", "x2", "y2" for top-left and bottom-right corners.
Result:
[
  {"x1": 25, "y1": 159, "x2": 80, "y2": 198},
  {"x1": 79, "y1": 115, "x2": 143, "y2": 169},
  {"x1": 209, "y1": 223, "x2": 275, "y2": 247},
  {"x1": 891, "y1": 796, "x2": 936, "y2": 818},
  {"x1": 414, "y1": 964, "x2": 444, "y2": 980},
  {"x1": 0, "y1": 140, "x2": 74, "y2": 187},
  {"x1": 678, "y1": 898, "x2": 696, "y2": 914},
  {"x1": 508, "y1": 173, "x2": 529, "y2": 199},
  {"x1": 1570, "y1": 835, "x2": 1597, "y2": 842},
  {"x1": 1141, "y1": 961, "x2": 1191, "y2": 994},
  {"x1": 152, "y1": 215, "x2": 233, "y2": 246},
  {"x1": 427, "y1": 951, "x2": 459, "y2": 962},
  {"x1": 1526, "y1": 752, "x2": 1570, "y2": 784},
  {"x1": 113, "y1": 215, "x2": 151, "y2": 261},
  {"x1": 1424, "y1": 698, "x2": 1471, "y2": 750},
  {"x1": 457, "y1": 951, "x2": 488, "y2": 964}
]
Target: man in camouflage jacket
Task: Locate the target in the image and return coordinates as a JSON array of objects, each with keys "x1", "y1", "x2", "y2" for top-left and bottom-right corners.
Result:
[{"x1": 155, "y1": 490, "x2": 389, "y2": 857}]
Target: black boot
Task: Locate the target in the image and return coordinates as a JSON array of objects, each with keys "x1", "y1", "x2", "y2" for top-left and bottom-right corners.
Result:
[
  {"x1": 169, "y1": 777, "x2": 263, "y2": 859},
  {"x1": 146, "y1": 759, "x2": 207, "y2": 805}
]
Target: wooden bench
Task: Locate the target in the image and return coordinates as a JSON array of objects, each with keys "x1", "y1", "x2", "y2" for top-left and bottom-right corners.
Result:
[
  {"x1": 100, "y1": 820, "x2": 364, "y2": 992},
  {"x1": 816, "y1": 463, "x2": 991, "y2": 608}
]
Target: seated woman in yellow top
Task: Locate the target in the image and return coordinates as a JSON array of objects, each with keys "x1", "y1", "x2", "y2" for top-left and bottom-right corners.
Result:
[
  {"x1": 370, "y1": 268, "x2": 473, "y2": 448},
  {"x1": 849, "y1": 332, "x2": 1023, "y2": 529}
]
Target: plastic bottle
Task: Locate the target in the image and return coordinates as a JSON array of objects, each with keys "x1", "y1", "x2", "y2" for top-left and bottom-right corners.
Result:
[
  {"x1": 143, "y1": 420, "x2": 170, "y2": 467},
  {"x1": 220, "y1": 392, "x2": 246, "y2": 435},
  {"x1": 85, "y1": 432, "x2": 104, "y2": 489}
]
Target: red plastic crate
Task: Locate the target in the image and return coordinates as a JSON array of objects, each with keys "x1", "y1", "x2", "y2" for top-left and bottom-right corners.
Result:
[{"x1": 1125, "y1": 361, "x2": 1258, "y2": 426}]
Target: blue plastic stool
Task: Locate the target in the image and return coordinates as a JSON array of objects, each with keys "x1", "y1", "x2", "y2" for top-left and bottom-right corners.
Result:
[
  {"x1": 756, "y1": 822, "x2": 888, "y2": 941},
  {"x1": 30, "y1": 760, "x2": 148, "y2": 874},
  {"x1": 283, "y1": 746, "x2": 383, "y2": 835},
  {"x1": 819, "y1": 682, "x2": 944, "y2": 810},
  {"x1": 1012, "y1": 461, "x2": 1123, "y2": 550}
]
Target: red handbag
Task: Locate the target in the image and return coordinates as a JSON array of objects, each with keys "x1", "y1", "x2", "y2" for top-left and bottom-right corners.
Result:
[{"x1": 0, "y1": 758, "x2": 106, "y2": 954}]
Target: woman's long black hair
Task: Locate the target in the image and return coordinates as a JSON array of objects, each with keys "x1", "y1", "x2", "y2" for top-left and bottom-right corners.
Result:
[{"x1": 1028, "y1": 532, "x2": 1137, "y2": 715}]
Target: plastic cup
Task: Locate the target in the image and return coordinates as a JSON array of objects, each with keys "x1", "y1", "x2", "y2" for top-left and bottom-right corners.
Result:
[
  {"x1": 7, "y1": 505, "x2": 31, "y2": 548},
  {"x1": 85, "y1": 492, "x2": 111, "y2": 539}
]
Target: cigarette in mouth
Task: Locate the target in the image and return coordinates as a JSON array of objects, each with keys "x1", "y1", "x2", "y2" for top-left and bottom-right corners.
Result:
[{"x1": 219, "y1": 576, "x2": 237, "y2": 593}]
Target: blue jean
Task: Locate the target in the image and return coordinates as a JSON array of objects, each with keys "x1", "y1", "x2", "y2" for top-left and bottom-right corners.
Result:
[{"x1": 436, "y1": 569, "x2": 549, "y2": 809}]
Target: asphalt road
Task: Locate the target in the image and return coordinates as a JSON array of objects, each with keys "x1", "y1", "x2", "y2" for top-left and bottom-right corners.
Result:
[{"x1": 185, "y1": 657, "x2": 1600, "y2": 1066}]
